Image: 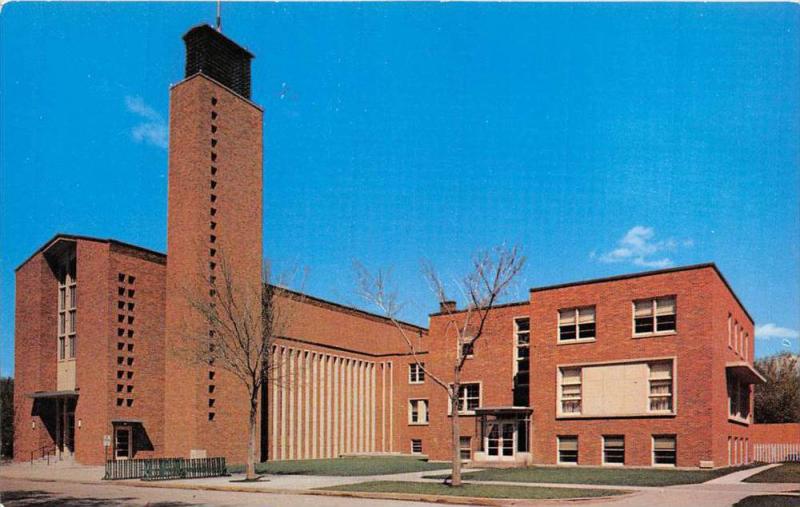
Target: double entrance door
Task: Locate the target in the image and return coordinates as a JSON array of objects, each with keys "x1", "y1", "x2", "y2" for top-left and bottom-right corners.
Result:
[
  {"x1": 485, "y1": 421, "x2": 516, "y2": 461},
  {"x1": 55, "y1": 398, "x2": 76, "y2": 458}
]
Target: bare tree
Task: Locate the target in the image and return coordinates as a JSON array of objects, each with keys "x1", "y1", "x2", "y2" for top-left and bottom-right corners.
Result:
[
  {"x1": 356, "y1": 245, "x2": 525, "y2": 486},
  {"x1": 186, "y1": 253, "x2": 301, "y2": 481}
]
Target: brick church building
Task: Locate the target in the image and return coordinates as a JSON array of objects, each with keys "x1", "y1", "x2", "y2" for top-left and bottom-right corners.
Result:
[{"x1": 14, "y1": 24, "x2": 764, "y2": 469}]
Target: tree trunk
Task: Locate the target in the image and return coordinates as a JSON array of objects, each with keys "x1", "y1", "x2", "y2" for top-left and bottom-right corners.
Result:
[
  {"x1": 246, "y1": 395, "x2": 258, "y2": 480},
  {"x1": 450, "y1": 394, "x2": 462, "y2": 486}
]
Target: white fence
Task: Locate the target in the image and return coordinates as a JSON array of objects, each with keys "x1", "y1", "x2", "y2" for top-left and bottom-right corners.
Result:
[{"x1": 753, "y1": 443, "x2": 800, "y2": 463}]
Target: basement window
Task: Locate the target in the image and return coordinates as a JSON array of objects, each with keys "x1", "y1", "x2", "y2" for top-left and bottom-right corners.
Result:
[
  {"x1": 411, "y1": 439, "x2": 423, "y2": 454},
  {"x1": 558, "y1": 436, "x2": 578, "y2": 464}
]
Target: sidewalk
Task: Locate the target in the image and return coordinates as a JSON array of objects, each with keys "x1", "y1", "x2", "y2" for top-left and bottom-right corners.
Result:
[{"x1": 2, "y1": 460, "x2": 797, "y2": 507}]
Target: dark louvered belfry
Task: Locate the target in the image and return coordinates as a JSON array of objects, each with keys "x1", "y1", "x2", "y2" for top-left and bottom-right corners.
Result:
[{"x1": 183, "y1": 24, "x2": 254, "y2": 99}]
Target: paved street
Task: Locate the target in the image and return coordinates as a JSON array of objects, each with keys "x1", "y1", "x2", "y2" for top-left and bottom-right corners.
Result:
[{"x1": 0, "y1": 478, "x2": 460, "y2": 507}]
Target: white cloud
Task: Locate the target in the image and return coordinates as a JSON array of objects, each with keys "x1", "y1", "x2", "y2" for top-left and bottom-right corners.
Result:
[
  {"x1": 755, "y1": 323, "x2": 800, "y2": 340},
  {"x1": 593, "y1": 226, "x2": 692, "y2": 269},
  {"x1": 125, "y1": 96, "x2": 168, "y2": 149}
]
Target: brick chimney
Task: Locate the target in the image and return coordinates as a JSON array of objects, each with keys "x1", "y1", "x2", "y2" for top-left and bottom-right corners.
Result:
[{"x1": 439, "y1": 300, "x2": 457, "y2": 313}]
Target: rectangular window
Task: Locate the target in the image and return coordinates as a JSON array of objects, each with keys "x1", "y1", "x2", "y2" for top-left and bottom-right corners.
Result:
[
  {"x1": 558, "y1": 307, "x2": 595, "y2": 342},
  {"x1": 411, "y1": 439, "x2": 423, "y2": 454},
  {"x1": 603, "y1": 436, "x2": 625, "y2": 465},
  {"x1": 459, "y1": 436, "x2": 472, "y2": 461},
  {"x1": 559, "y1": 368, "x2": 582, "y2": 414},
  {"x1": 461, "y1": 341, "x2": 474, "y2": 358},
  {"x1": 653, "y1": 436, "x2": 676, "y2": 466},
  {"x1": 733, "y1": 322, "x2": 739, "y2": 352},
  {"x1": 58, "y1": 336, "x2": 66, "y2": 360},
  {"x1": 743, "y1": 333, "x2": 748, "y2": 360},
  {"x1": 408, "y1": 399, "x2": 429, "y2": 424},
  {"x1": 515, "y1": 318, "x2": 530, "y2": 387},
  {"x1": 409, "y1": 363, "x2": 425, "y2": 384},
  {"x1": 648, "y1": 361, "x2": 673, "y2": 412},
  {"x1": 728, "y1": 314, "x2": 733, "y2": 348},
  {"x1": 454, "y1": 383, "x2": 480, "y2": 414},
  {"x1": 68, "y1": 334, "x2": 76, "y2": 359},
  {"x1": 728, "y1": 375, "x2": 751, "y2": 421},
  {"x1": 558, "y1": 436, "x2": 578, "y2": 464},
  {"x1": 634, "y1": 297, "x2": 676, "y2": 335}
]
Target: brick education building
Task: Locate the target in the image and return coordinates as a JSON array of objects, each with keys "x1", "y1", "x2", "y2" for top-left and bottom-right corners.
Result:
[{"x1": 14, "y1": 24, "x2": 766, "y2": 469}]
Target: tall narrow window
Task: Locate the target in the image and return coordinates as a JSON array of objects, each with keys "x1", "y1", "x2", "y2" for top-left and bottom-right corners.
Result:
[
  {"x1": 728, "y1": 314, "x2": 733, "y2": 348},
  {"x1": 634, "y1": 297, "x2": 676, "y2": 335},
  {"x1": 57, "y1": 254, "x2": 77, "y2": 360},
  {"x1": 514, "y1": 318, "x2": 531, "y2": 406},
  {"x1": 653, "y1": 436, "x2": 677, "y2": 466},
  {"x1": 558, "y1": 436, "x2": 578, "y2": 464},
  {"x1": 603, "y1": 436, "x2": 625, "y2": 465},
  {"x1": 558, "y1": 307, "x2": 595, "y2": 342},
  {"x1": 559, "y1": 368, "x2": 582, "y2": 414},
  {"x1": 648, "y1": 361, "x2": 673, "y2": 412}
]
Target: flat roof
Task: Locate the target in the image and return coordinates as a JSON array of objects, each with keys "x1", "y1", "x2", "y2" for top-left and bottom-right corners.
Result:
[{"x1": 530, "y1": 263, "x2": 753, "y2": 324}]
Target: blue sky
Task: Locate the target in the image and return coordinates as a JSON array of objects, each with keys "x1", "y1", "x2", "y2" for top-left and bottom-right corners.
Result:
[{"x1": 1, "y1": 2, "x2": 798, "y2": 376}]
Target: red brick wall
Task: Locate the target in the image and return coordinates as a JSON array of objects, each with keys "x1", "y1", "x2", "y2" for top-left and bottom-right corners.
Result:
[
  {"x1": 72, "y1": 239, "x2": 111, "y2": 464},
  {"x1": 13, "y1": 253, "x2": 50, "y2": 461},
  {"x1": 750, "y1": 423, "x2": 800, "y2": 445},
  {"x1": 164, "y1": 73, "x2": 263, "y2": 463}
]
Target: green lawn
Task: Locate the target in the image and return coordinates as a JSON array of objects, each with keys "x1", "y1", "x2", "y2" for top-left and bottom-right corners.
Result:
[
  {"x1": 744, "y1": 463, "x2": 800, "y2": 484},
  {"x1": 733, "y1": 495, "x2": 800, "y2": 507},
  {"x1": 228, "y1": 457, "x2": 450, "y2": 476},
  {"x1": 319, "y1": 480, "x2": 628, "y2": 499},
  {"x1": 425, "y1": 464, "x2": 759, "y2": 487}
]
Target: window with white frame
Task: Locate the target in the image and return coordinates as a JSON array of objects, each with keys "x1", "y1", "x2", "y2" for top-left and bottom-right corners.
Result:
[
  {"x1": 603, "y1": 435, "x2": 625, "y2": 465},
  {"x1": 648, "y1": 361, "x2": 673, "y2": 412},
  {"x1": 461, "y1": 340, "x2": 474, "y2": 358},
  {"x1": 453, "y1": 383, "x2": 480, "y2": 414},
  {"x1": 408, "y1": 399, "x2": 429, "y2": 424},
  {"x1": 514, "y1": 318, "x2": 530, "y2": 387},
  {"x1": 734, "y1": 321, "x2": 739, "y2": 352},
  {"x1": 57, "y1": 254, "x2": 77, "y2": 360},
  {"x1": 634, "y1": 297, "x2": 676, "y2": 335},
  {"x1": 559, "y1": 368, "x2": 582, "y2": 414},
  {"x1": 409, "y1": 363, "x2": 425, "y2": 384},
  {"x1": 411, "y1": 439, "x2": 423, "y2": 454},
  {"x1": 558, "y1": 307, "x2": 595, "y2": 342},
  {"x1": 558, "y1": 436, "x2": 578, "y2": 464},
  {"x1": 652, "y1": 435, "x2": 676, "y2": 466}
]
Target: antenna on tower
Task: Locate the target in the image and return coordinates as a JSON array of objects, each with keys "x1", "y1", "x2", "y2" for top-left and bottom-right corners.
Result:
[{"x1": 215, "y1": 0, "x2": 222, "y2": 32}]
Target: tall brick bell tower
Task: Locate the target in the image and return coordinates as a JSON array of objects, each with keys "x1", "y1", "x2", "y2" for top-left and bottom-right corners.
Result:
[{"x1": 164, "y1": 24, "x2": 263, "y2": 461}]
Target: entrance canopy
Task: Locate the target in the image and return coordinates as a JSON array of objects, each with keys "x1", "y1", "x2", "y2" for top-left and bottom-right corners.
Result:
[
  {"x1": 474, "y1": 406, "x2": 532, "y2": 417},
  {"x1": 726, "y1": 362, "x2": 766, "y2": 385},
  {"x1": 28, "y1": 390, "x2": 78, "y2": 399}
]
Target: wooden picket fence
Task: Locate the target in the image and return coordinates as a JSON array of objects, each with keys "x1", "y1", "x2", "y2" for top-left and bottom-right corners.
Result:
[{"x1": 753, "y1": 443, "x2": 800, "y2": 463}]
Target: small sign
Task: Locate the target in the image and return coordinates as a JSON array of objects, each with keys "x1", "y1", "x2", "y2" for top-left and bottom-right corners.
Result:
[{"x1": 103, "y1": 435, "x2": 112, "y2": 448}]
